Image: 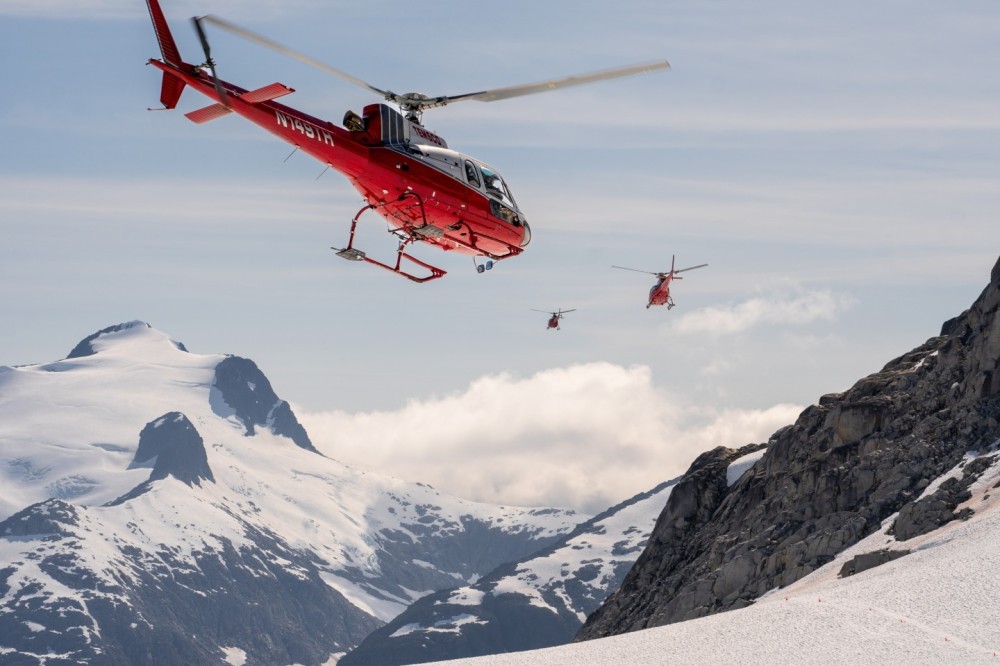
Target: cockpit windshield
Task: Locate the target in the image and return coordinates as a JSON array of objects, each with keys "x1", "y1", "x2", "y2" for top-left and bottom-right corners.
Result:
[{"x1": 479, "y1": 164, "x2": 516, "y2": 209}]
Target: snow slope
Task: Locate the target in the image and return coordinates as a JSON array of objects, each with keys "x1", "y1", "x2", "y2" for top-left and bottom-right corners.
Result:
[{"x1": 433, "y1": 452, "x2": 1000, "y2": 665}]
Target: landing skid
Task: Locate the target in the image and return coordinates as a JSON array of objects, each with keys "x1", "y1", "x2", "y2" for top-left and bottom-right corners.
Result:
[{"x1": 332, "y1": 201, "x2": 446, "y2": 283}]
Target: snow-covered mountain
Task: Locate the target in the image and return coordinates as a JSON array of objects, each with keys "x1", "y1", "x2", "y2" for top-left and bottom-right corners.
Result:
[
  {"x1": 0, "y1": 322, "x2": 585, "y2": 663},
  {"x1": 340, "y1": 476, "x2": 683, "y2": 665}
]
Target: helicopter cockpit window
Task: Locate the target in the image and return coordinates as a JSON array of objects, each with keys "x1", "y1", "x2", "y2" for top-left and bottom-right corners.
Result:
[
  {"x1": 464, "y1": 160, "x2": 480, "y2": 188},
  {"x1": 479, "y1": 164, "x2": 515, "y2": 208}
]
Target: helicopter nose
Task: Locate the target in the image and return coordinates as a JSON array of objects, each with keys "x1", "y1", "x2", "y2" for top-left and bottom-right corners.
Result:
[{"x1": 519, "y1": 219, "x2": 531, "y2": 247}]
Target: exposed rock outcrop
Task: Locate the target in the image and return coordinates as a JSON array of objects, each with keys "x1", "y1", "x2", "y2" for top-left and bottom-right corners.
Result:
[
  {"x1": 140, "y1": 412, "x2": 215, "y2": 486},
  {"x1": 578, "y1": 256, "x2": 1000, "y2": 639},
  {"x1": 0, "y1": 498, "x2": 80, "y2": 539},
  {"x1": 110, "y1": 412, "x2": 215, "y2": 505},
  {"x1": 890, "y1": 453, "x2": 994, "y2": 540},
  {"x1": 213, "y1": 356, "x2": 318, "y2": 453},
  {"x1": 838, "y1": 548, "x2": 910, "y2": 578}
]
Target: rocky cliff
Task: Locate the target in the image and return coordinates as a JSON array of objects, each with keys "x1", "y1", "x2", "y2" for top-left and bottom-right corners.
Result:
[{"x1": 578, "y1": 256, "x2": 1000, "y2": 639}]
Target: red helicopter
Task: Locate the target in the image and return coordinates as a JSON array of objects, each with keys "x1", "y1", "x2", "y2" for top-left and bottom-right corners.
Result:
[
  {"x1": 613, "y1": 256, "x2": 707, "y2": 309},
  {"x1": 532, "y1": 308, "x2": 576, "y2": 330},
  {"x1": 143, "y1": 0, "x2": 669, "y2": 282}
]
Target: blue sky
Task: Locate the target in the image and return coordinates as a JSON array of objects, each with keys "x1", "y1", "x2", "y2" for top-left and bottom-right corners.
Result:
[{"x1": 1, "y1": 1, "x2": 998, "y2": 511}]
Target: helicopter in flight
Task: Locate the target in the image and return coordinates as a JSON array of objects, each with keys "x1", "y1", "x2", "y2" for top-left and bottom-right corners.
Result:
[
  {"x1": 143, "y1": 0, "x2": 669, "y2": 282},
  {"x1": 532, "y1": 308, "x2": 576, "y2": 330},
  {"x1": 613, "y1": 256, "x2": 707, "y2": 309}
]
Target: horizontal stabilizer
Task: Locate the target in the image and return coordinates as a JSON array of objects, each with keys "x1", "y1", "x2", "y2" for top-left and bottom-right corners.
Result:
[
  {"x1": 240, "y1": 82, "x2": 295, "y2": 104},
  {"x1": 185, "y1": 103, "x2": 233, "y2": 124}
]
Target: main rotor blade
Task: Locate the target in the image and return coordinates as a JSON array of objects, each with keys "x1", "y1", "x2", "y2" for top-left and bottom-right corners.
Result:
[
  {"x1": 674, "y1": 263, "x2": 708, "y2": 274},
  {"x1": 199, "y1": 14, "x2": 391, "y2": 99},
  {"x1": 558, "y1": 309, "x2": 576, "y2": 314},
  {"x1": 612, "y1": 265, "x2": 658, "y2": 275},
  {"x1": 530, "y1": 309, "x2": 555, "y2": 314},
  {"x1": 199, "y1": 14, "x2": 668, "y2": 115},
  {"x1": 446, "y1": 60, "x2": 670, "y2": 105}
]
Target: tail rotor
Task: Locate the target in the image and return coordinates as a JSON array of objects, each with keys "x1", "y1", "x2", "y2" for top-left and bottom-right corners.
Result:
[{"x1": 192, "y1": 16, "x2": 229, "y2": 106}]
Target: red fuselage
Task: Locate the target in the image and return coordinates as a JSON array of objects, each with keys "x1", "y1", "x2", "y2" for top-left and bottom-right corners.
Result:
[
  {"x1": 148, "y1": 60, "x2": 531, "y2": 262},
  {"x1": 648, "y1": 275, "x2": 675, "y2": 308}
]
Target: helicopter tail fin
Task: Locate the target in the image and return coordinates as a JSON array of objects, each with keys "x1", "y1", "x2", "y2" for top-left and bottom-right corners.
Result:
[
  {"x1": 146, "y1": 0, "x2": 187, "y2": 109},
  {"x1": 146, "y1": 0, "x2": 182, "y2": 67}
]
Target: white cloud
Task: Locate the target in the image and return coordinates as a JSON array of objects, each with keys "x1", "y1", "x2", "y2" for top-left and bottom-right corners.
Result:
[
  {"x1": 674, "y1": 287, "x2": 856, "y2": 336},
  {"x1": 297, "y1": 363, "x2": 802, "y2": 513}
]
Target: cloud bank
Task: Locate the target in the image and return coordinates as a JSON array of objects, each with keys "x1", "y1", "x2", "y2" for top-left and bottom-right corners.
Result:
[
  {"x1": 297, "y1": 363, "x2": 802, "y2": 513},
  {"x1": 674, "y1": 288, "x2": 856, "y2": 336}
]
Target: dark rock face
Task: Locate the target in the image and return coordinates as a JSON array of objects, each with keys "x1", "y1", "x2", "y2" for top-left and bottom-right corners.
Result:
[
  {"x1": 0, "y1": 499, "x2": 380, "y2": 666},
  {"x1": 0, "y1": 498, "x2": 81, "y2": 538},
  {"x1": 212, "y1": 355, "x2": 318, "y2": 453},
  {"x1": 132, "y1": 412, "x2": 215, "y2": 486},
  {"x1": 578, "y1": 256, "x2": 1000, "y2": 640},
  {"x1": 890, "y1": 454, "x2": 994, "y2": 540}
]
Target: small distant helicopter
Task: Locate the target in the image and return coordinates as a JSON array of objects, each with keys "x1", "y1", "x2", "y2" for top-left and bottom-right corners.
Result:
[
  {"x1": 613, "y1": 256, "x2": 708, "y2": 309},
  {"x1": 143, "y1": 0, "x2": 669, "y2": 282},
  {"x1": 532, "y1": 308, "x2": 576, "y2": 330}
]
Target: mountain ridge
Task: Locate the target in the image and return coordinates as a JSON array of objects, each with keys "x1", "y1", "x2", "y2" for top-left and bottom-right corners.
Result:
[
  {"x1": 340, "y1": 477, "x2": 682, "y2": 665},
  {"x1": 0, "y1": 321, "x2": 586, "y2": 663}
]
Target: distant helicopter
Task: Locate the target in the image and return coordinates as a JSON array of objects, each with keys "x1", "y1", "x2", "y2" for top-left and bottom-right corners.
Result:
[
  {"x1": 532, "y1": 308, "x2": 576, "y2": 330},
  {"x1": 143, "y1": 0, "x2": 669, "y2": 282},
  {"x1": 613, "y1": 256, "x2": 707, "y2": 309}
]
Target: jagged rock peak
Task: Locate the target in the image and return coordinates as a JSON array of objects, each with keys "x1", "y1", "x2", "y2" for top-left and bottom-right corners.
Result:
[
  {"x1": 578, "y1": 255, "x2": 1000, "y2": 641},
  {"x1": 134, "y1": 411, "x2": 215, "y2": 486},
  {"x1": 213, "y1": 355, "x2": 318, "y2": 453},
  {"x1": 66, "y1": 321, "x2": 188, "y2": 359}
]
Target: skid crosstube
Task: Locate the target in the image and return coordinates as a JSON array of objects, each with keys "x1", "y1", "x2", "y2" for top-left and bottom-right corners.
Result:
[
  {"x1": 333, "y1": 193, "x2": 522, "y2": 282},
  {"x1": 333, "y1": 202, "x2": 446, "y2": 283}
]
